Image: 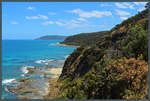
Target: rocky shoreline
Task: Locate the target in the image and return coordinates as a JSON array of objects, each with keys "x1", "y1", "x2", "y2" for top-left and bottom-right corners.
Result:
[
  {"x1": 43, "y1": 77, "x2": 62, "y2": 99},
  {"x1": 5, "y1": 66, "x2": 63, "y2": 99}
]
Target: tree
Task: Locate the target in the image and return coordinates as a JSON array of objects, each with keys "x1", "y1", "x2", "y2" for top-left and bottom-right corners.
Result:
[{"x1": 120, "y1": 25, "x2": 148, "y2": 61}]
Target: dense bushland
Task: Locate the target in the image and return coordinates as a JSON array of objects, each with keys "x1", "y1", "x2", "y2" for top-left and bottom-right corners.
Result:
[{"x1": 57, "y1": 9, "x2": 148, "y2": 99}]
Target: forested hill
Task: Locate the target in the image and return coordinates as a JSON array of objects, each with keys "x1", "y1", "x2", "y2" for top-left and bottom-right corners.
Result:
[
  {"x1": 60, "y1": 31, "x2": 109, "y2": 46},
  {"x1": 35, "y1": 35, "x2": 67, "y2": 40},
  {"x1": 57, "y1": 8, "x2": 148, "y2": 99}
]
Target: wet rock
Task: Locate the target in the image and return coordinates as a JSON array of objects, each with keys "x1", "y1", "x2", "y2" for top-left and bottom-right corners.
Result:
[
  {"x1": 18, "y1": 96, "x2": 31, "y2": 99},
  {"x1": 27, "y1": 68, "x2": 35, "y2": 74},
  {"x1": 16, "y1": 78, "x2": 31, "y2": 82}
]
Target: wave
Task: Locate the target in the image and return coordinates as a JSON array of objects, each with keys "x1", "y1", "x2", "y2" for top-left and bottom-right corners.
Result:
[
  {"x1": 21, "y1": 66, "x2": 34, "y2": 74},
  {"x1": 2, "y1": 79, "x2": 16, "y2": 84},
  {"x1": 34, "y1": 59, "x2": 55, "y2": 64},
  {"x1": 45, "y1": 63, "x2": 48, "y2": 65},
  {"x1": 34, "y1": 56, "x2": 64, "y2": 67},
  {"x1": 34, "y1": 60, "x2": 45, "y2": 64}
]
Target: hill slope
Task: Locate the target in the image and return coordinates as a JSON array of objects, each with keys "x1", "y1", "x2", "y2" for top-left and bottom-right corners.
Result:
[
  {"x1": 35, "y1": 35, "x2": 67, "y2": 40},
  {"x1": 60, "y1": 31, "x2": 109, "y2": 46},
  {"x1": 57, "y1": 9, "x2": 148, "y2": 99}
]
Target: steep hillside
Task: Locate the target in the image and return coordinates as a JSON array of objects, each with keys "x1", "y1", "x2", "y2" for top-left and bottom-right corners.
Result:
[
  {"x1": 58, "y1": 9, "x2": 148, "y2": 99},
  {"x1": 35, "y1": 35, "x2": 67, "y2": 40},
  {"x1": 60, "y1": 31, "x2": 109, "y2": 46}
]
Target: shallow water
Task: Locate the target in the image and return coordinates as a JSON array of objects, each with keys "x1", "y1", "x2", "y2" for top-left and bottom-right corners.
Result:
[{"x1": 2, "y1": 40, "x2": 76, "y2": 99}]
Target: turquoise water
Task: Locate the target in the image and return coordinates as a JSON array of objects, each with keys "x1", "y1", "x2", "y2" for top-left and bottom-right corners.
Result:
[{"x1": 2, "y1": 40, "x2": 76, "y2": 99}]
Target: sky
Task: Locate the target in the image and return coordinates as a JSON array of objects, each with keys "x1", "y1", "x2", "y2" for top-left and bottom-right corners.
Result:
[{"x1": 2, "y1": 2, "x2": 147, "y2": 39}]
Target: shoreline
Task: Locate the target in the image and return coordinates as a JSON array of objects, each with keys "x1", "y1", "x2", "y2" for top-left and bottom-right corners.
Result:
[
  {"x1": 43, "y1": 77, "x2": 61, "y2": 99},
  {"x1": 2, "y1": 40, "x2": 76, "y2": 99},
  {"x1": 5, "y1": 66, "x2": 63, "y2": 99},
  {"x1": 43, "y1": 68, "x2": 62, "y2": 99},
  {"x1": 51, "y1": 43, "x2": 79, "y2": 47}
]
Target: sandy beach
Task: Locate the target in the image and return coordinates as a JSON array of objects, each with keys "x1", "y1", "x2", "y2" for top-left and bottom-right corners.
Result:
[{"x1": 46, "y1": 68, "x2": 62, "y2": 75}]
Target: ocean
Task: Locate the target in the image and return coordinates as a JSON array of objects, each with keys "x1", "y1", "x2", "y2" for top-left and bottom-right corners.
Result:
[{"x1": 2, "y1": 40, "x2": 76, "y2": 99}]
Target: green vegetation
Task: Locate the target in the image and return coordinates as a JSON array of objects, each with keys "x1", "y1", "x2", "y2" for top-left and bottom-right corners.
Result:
[
  {"x1": 60, "y1": 31, "x2": 109, "y2": 46},
  {"x1": 35, "y1": 35, "x2": 67, "y2": 40},
  {"x1": 57, "y1": 9, "x2": 148, "y2": 99},
  {"x1": 58, "y1": 58, "x2": 148, "y2": 99},
  {"x1": 116, "y1": 25, "x2": 148, "y2": 61}
]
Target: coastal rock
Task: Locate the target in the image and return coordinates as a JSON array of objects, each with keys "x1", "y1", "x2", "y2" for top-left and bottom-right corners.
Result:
[
  {"x1": 16, "y1": 78, "x2": 32, "y2": 82},
  {"x1": 43, "y1": 78, "x2": 62, "y2": 99}
]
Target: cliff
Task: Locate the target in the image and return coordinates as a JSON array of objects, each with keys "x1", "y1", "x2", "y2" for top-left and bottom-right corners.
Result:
[{"x1": 58, "y1": 9, "x2": 148, "y2": 99}]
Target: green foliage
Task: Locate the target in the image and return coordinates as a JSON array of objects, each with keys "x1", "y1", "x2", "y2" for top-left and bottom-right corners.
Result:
[
  {"x1": 61, "y1": 31, "x2": 109, "y2": 46},
  {"x1": 35, "y1": 35, "x2": 67, "y2": 40},
  {"x1": 59, "y1": 58, "x2": 148, "y2": 99},
  {"x1": 116, "y1": 25, "x2": 148, "y2": 61},
  {"x1": 59, "y1": 78, "x2": 87, "y2": 99},
  {"x1": 111, "y1": 9, "x2": 148, "y2": 32},
  {"x1": 58, "y1": 9, "x2": 148, "y2": 100}
]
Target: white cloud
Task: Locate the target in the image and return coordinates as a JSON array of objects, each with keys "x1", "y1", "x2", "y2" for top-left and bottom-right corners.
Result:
[
  {"x1": 115, "y1": 3, "x2": 134, "y2": 9},
  {"x1": 123, "y1": 3, "x2": 134, "y2": 9},
  {"x1": 115, "y1": 3, "x2": 127, "y2": 8},
  {"x1": 77, "y1": 18, "x2": 87, "y2": 21},
  {"x1": 42, "y1": 21, "x2": 54, "y2": 25},
  {"x1": 41, "y1": 18, "x2": 105, "y2": 29},
  {"x1": 120, "y1": 17, "x2": 128, "y2": 20},
  {"x1": 55, "y1": 19, "x2": 88, "y2": 29},
  {"x1": 115, "y1": 9, "x2": 130, "y2": 16},
  {"x1": 138, "y1": 7, "x2": 146, "y2": 12},
  {"x1": 133, "y1": 2, "x2": 147, "y2": 6},
  {"x1": 54, "y1": 19, "x2": 103, "y2": 29},
  {"x1": 100, "y1": 4, "x2": 113, "y2": 7},
  {"x1": 25, "y1": 15, "x2": 48, "y2": 20},
  {"x1": 38, "y1": 15, "x2": 48, "y2": 20},
  {"x1": 48, "y1": 12, "x2": 56, "y2": 15},
  {"x1": 10, "y1": 21, "x2": 19, "y2": 24},
  {"x1": 27, "y1": 6, "x2": 35, "y2": 10},
  {"x1": 25, "y1": 16, "x2": 39, "y2": 20},
  {"x1": 55, "y1": 21, "x2": 66, "y2": 26},
  {"x1": 67, "y1": 9, "x2": 112, "y2": 18}
]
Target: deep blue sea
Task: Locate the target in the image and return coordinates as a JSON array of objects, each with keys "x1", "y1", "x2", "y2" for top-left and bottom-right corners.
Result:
[{"x1": 2, "y1": 40, "x2": 76, "y2": 99}]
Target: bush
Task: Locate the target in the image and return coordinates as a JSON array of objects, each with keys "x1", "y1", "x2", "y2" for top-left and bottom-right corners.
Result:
[
  {"x1": 59, "y1": 58, "x2": 148, "y2": 99},
  {"x1": 117, "y1": 25, "x2": 148, "y2": 61}
]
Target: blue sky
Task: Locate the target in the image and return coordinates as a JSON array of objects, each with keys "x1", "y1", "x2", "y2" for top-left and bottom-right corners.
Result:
[{"x1": 2, "y1": 2, "x2": 147, "y2": 39}]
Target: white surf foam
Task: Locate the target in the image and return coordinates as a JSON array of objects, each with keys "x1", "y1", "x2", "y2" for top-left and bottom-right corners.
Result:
[
  {"x1": 2, "y1": 79, "x2": 16, "y2": 84},
  {"x1": 35, "y1": 60, "x2": 47, "y2": 64},
  {"x1": 21, "y1": 66, "x2": 29, "y2": 74},
  {"x1": 21, "y1": 66, "x2": 34, "y2": 74},
  {"x1": 34, "y1": 59, "x2": 55, "y2": 64},
  {"x1": 35, "y1": 60, "x2": 43, "y2": 64},
  {"x1": 45, "y1": 63, "x2": 48, "y2": 65}
]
